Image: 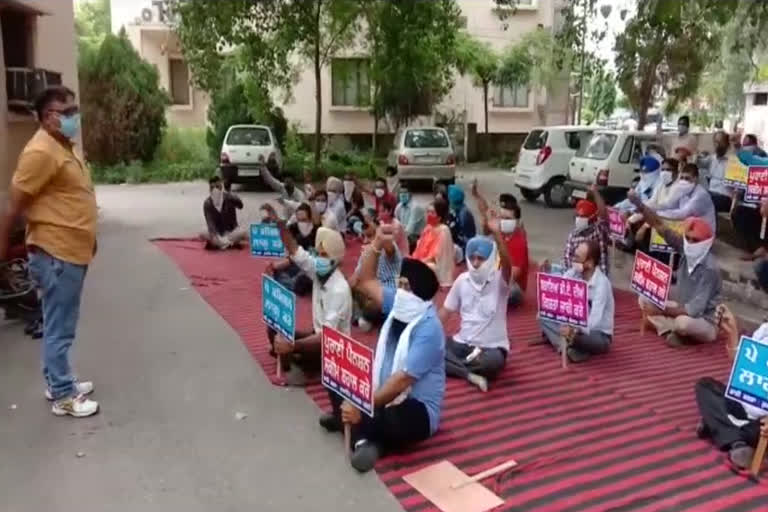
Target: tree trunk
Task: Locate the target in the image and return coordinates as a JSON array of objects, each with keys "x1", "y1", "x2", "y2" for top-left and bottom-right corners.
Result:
[
  {"x1": 483, "y1": 81, "x2": 489, "y2": 134},
  {"x1": 372, "y1": 86, "x2": 379, "y2": 157},
  {"x1": 313, "y1": 0, "x2": 322, "y2": 173}
]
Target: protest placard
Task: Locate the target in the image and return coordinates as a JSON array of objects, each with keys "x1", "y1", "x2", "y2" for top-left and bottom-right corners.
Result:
[
  {"x1": 322, "y1": 326, "x2": 374, "y2": 417},
  {"x1": 262, "y1": 275, "x2": 295, "y2": 341},
  {"x1": 536, "y1": 273, "x2": 589, "y2": 329},
  {"x1": 630, "y1": 251, "x2": 672, "y2": 309},
  {"x1": 724, "y1": 156, "x2": 748, "y2": 189},
  {"x1": 725, "y1": 336, "x2": 768, "y2": 416},
  {"x1": 250, "y1": 223, "x2": 286, "y2": 258},
  {"x1": 607, "y1": 207, "x2": 626, "y2": 241},
  {"x1": 649, "y1": 219, "x2": 685, "y2": 253},
  {"x1": 745, "y1": 166, "x2": 768, "y2": 204}
]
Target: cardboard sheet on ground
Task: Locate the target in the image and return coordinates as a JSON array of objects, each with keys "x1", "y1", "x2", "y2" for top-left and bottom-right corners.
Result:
[{"x1": 403, "y1": 461, "x2": 504, "y2": 512}]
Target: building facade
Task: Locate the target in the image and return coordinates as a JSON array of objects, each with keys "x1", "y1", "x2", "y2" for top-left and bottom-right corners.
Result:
[
  {"x1": 744, "y1": 82, "x2": 768, "y2": 147},
  {"x1": 0, "y1": 0, "x2": 80, "y2": 195},
  {"x1": 110, "y1": 0, "x2": 208, "y2": 128}
]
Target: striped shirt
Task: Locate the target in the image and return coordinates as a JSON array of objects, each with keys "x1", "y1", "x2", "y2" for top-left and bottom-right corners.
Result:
[{"x1": 355, "y1": 245, "x2": 402, "y2": 288}]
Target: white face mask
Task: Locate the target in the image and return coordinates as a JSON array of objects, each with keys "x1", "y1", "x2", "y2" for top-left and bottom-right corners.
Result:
[
  {"x1": 211, "y1": 188, "x2": 224, "y2": 212},
  {"x1": 315, "y1": 201, "x2": 327, "y2": 213},
  {"x1": 297, "y1": 221, "x2": 314, "y2": 237},
  {"x1": 500, "y1": 219, "x2": 518, "y2": 234},
  {"x1": 574, "y1": 216, "x2": 589, "y2": 232},
  {"x1": 328, "y1": 192, "x2": 339, "y2": 204},
  {"x1": 392, "y1": 288, "x2": 430, "y2": 323},
  {"x1": 660, "y1": 170, "x2": 674, "y2": 186},
  {"x1": 343, "y1": 180, "x2": 355, "y2": 200},
  {"x1": 375, "y1": 188, "x2": 385, "y2": 198},
  {"x1": 683, "y1": 237, "x2": 714, "y2": 273},
  {"x1": 674, "y1": 180, "x2": 695, "y2": 195},
  {"x1": 468, "y1": 255, "x2": 496, "y2": 289}
]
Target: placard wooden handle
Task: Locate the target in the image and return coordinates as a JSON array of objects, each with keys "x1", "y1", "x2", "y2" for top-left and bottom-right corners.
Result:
[
  {"x1": 761, "y1": 217, "x2": 766, "y2": 240},
  {"x1": 344, "y1": 424, "x2": 352, "y2": 460},
  {"x1": 276, "y1": 355, "x2": 283, "y2": 380},
  {"x1": 750, "y1": 436, "x2": 767, "y2": 477},
  {"x1": 451, "y1": 459, "x2": 519, "y2": 490}
]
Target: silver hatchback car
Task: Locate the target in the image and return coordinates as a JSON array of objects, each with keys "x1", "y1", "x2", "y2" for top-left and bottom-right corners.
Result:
[{"x1": 387, "y1": 127, "x2": 456, "y2": 184}]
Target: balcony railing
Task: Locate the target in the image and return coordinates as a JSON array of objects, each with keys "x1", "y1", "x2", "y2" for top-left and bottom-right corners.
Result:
[{"x1": 6, "y1": 67, "x2": 62, "y2": 113}]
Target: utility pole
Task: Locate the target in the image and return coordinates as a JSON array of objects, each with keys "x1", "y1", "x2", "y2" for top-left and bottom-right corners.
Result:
[{"x1": 576, "y1": 0, "x2": 588, "y2": 125}]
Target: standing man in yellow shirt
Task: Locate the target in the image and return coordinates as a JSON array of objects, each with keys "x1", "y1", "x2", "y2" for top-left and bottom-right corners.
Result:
[{"x1": 0, "y1": 86, "x2": 99, "y2": 417}]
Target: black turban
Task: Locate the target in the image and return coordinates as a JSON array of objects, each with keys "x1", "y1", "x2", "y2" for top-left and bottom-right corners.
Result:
[{"x1": 400, "y1": 257, "x2": 439, "y2": 301}]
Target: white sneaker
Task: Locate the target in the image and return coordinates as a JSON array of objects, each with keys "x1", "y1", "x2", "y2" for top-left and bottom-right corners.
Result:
[
  {"x1": 467, "y1": 373, "x2": 488, "y2": 392},
  {"x1": 51, "y1": 394, "x2": 99, "y2": 418},
  {"x1": 45, "y1": 381, "x2": 94, "y2": 401}
]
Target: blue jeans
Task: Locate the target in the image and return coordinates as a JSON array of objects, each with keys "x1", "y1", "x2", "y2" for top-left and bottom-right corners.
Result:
[{"x1": 28, "y1": 249, "x2": 88, "y2": 401}]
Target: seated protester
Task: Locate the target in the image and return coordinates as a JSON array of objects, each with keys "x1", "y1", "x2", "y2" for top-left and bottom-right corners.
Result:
[
  {"x1": 472, "y1": 180, "x2": 529, "y2": 307},
  {"x1": 698, "y1": 131, "x2": 733, "y2": 213},
  {"x1": 325, "y1": 176, "x2": 347, "y2": 232},
  {"x1": 694, "y1": 305, "x2": 768, "y2": 470},
  {"x1": 385, "y1": 166, "x2": 400, "y2": 198},
  {"x1": 379, "y1": 199, "x2": 409, "y2": 256},
  {"x1": 446, "y1": 184, "x2": 476, "y2": 263},
  {"x1": 343, "y1": 173, "x2": 357, "y2": 211},
  {"x1": 271, "y1": 203, "x2": 317, "y2": 296},
  {"x1": 320, "y1": 241, "x2": 445, "y2": 473},
  {"x1": 668, "y1": 115, "x2": 697, "y2": 160},
  {"x1": 269, "y1": 224, "x2": 352, "y2": 386},
  {"x1": 261, "y1": 160, "x2": 306, "y2": 214},
  {"x1": 440, "y1": 228, "x2": 512, "y2": 392},
  {"x1": 656, "y1": 163, "x2": 717, "y2": 233},
  {"x1": 732, "y1": 150, "x2": 768, "y2": 254},
  {"x1": 201, "y1": 176, "x2": 247, "y2": 250},
  {"x1": 434, "y1": 181, "x2": 448, "y2": 202},
  {"x1": 742, "y1": 133, "x2": 768, "y2": 157},
  {"x1": 312, "y1": 189, "x2": 339, "y2": 231},
  {"x1": 614, "y1": 155, "x2": 662, "y2": 248},
  {"x1": 349, "y1": 220, "x2": 402, "y2": 332},
  {"x1": 629, "y1": 192, "x2": 722, "y2": 347},
  {"x1": 357, "y1": 176, "x2": 397, "y2": 217},
  {"x1": 563, "y1": 188, "x2": 610, "y2": 275},
  {"x1": 632, "y1": 158, "x2": 681, "y2": 252},
  {"x1": 412, "y1": 198, "x2": 455, "y2": 287},
  {"x1": 346, "y1": 190, "x2": 367, "y2": 237},
  {"x1": 395, "y1": 184, "x2": 426, "y2": 253},
  {"x1": 539, "y1": 240, "x2": 614, "y2": 363}
]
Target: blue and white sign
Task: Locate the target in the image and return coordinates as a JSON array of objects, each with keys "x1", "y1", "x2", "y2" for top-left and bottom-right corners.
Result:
[
  {"x1": 262, "y1": 275, "x2": 296, "y2": 341},
  {"x1": 725, "y1": 336, "x2": 768, "y2": 415},
  {"x1": 250, "y1": 223, "x2": 286, "y2": 258}
]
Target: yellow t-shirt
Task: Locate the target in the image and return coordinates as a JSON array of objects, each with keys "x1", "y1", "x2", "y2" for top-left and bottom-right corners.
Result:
[{"x1": 12, "y1": 129, "x2": 97, "y2": 265}]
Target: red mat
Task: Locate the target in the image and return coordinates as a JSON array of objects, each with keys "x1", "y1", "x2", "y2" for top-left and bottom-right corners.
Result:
[{"x1": 155, "y1": 239, "x2": 768, "y2": 511}]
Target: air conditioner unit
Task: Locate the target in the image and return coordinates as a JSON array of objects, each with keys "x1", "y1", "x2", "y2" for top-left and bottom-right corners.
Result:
[{"x1": 6, "y1": 67, "x2": 62, "y2": 111}]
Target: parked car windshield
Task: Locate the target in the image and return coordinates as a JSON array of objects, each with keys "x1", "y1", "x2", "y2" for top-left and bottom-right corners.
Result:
[
  {"x1": 523, "y1": 129, "x2": 548, "y2": 150},
  {"x1": 226, "y1": 127, "x2": 271, "y2": 146},
  {"x1": 583, "y1": 133, "x2": 618, "y2": 160},
  {"x1": 404, "y1": 129, "x2": 450, "y2": 149}
]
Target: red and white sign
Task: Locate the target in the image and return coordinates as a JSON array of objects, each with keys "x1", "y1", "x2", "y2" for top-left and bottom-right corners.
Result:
[
  {"x1": 537, "y1": 273, "x2": 589, "y2": 328},
  {"x1": 607, "y1": 207, "x2": 626, "y2": 240},
  {"x1": 746, "y1": 166, "x2": 768, "y2": 203},
  {"x1": 630, "y1": 251, "x2": 672, "y2": 309},
  {"x1": 322, "y1": 326, "x2": 374, "y2": 417}
]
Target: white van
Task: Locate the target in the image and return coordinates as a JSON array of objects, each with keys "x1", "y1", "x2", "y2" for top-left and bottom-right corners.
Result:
[
  {"x1": 514, "y1": 126, "x2": 594, "y2": 207},
  {"x1": 566, "y1": 130, "x2": 663, "y2": 203}
]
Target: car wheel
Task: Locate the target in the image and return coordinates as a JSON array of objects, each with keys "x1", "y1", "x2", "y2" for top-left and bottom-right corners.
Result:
[
  {"x1": 520, "y1": 188, "x2": 540, "y2": 203},
  {"x1": 544, "y1": 178, "x2": 569, "y2": 208}
]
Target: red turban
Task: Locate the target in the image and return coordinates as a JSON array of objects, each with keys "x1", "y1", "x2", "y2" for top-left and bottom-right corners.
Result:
[
  {"x1": 575, "y1": 200, "x2": 598, "y2": 218},
  {"x1": 683, "y1": 217, "x2": 713, "y2": 240}
]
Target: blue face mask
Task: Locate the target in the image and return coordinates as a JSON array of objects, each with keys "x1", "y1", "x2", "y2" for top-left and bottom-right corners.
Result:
[
  {"x1": 399, "y1": 193, "x2": 410, "y2": 205},
  {"x1": 314, "y1": 256, "x2": 334, "y2": 277},
  {"x1": 58, "y1": 113, "x2": 81, "y2": 139}
]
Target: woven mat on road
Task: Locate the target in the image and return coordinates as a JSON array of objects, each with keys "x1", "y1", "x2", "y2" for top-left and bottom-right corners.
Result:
[{"x1": 154, "y1": 238, "x2": 768, "y2": 512}]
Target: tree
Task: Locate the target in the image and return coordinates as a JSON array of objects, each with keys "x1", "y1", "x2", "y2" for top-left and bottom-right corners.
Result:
[
  {"x1": 614, "y1": 1, "x2": 719, "y2": 130},
  {"x1": 455, "y1": 34, "x2": 498, "y2": 134},
  {"x1": 75, "y1": 0, "x2": 111, "y2": 53},
  {"x1": 171, "y1": 0, "x2": 362, "y2": 172},
  {"x1": 79, "y1": 31, "x2": 169, "y2": 166},
  {"x1": 583, "y1": 67, "x2": 616, "y2": 124}
]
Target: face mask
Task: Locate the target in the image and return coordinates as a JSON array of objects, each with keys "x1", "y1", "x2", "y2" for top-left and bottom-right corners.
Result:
[
  {"x1": 375, "y1": 188, "x2": 385, "y2": 198},
  {"x1": 500, "y1": 219, "x2": 518, "y2": 234},
  {"x1": 315, "y1": 201, "x2": 327, "y2": 213},
  {"x1": 314, "y1": 256, "x2": 334, "y2": 277},
  {"x1": 678, "y1": 125, "x2": 689, "y2": 136},
  {"x1": 328, "y1": 192, "x2": 339, "y2": 204},
  {"x1": 574, "y1": 216, "x2": 589, "y2": 231},
  {"x1": 674, "y1": 180, "x2": 695, "y2": 195},
  {"x1": 660, "y1": 170, "x2": 674, "y2": 186},
  {"x1": 210, "y1": 188, "x2": 224, "y2": 211},
  {"x1": 391, "y1": 288, "x2": 430, "y2": 323},
  {"x1": 58, "y1": 113, "x2": 81, "y2": 139},
  {"x1": 426, "y1": 212, "x2": 439, "y2": 226},
  {"x1": 343, "y1": 180, "x2": 355, "y2": 200},
  {"x1": 297, "y1": 221, "x2": 313, "y2": 237},
  {"x1": 683, "y1": 237, "x2": 714, "y2": 273},
  {"x1": 399, "y1": 192, "x2": 410, "y2": 205},
  {"x1": 468, "y1": 256, "x2": 495, "y2": 288},
  {"x1": 571, "y1": 262, "x2": 585, "y2": 274}
]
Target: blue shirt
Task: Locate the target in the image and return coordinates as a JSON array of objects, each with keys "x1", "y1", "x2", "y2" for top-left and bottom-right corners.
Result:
[{"x1": 381, "y1": 286, "x2": 445, "y2": 434}]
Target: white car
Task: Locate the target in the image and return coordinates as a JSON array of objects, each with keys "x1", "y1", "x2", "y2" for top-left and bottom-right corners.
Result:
[
  {"x1": 219, "y1": 125, "x2": 283, "y2": 184},
  {"x1": 387, "y1": 126, "x2": 456, "y2": 184},
  {"x1": 514, "y1": 125, "x2": 594, "y2": 207}
]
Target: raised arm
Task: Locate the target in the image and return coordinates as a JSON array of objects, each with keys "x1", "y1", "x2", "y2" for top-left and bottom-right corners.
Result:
[
  {"x1": 471, "y1": 178, "x2": 490, "y2": 219},
  {"x1": 354, "y1": 176, "x2": 374, "y2": 197},
  {"x1": 353, "y1": 226, "x2": 389, "y2": 311},
  {"x1": 628, "y1": 190, "x2": 683, "y2": 251},
  {"x1": 590, "y1": 184, "x2": 608, "y2": 219},
  {"x1": 487, "y1": 214, "x2": 511, "y2": 283},
  {"x1": 260, "y1": 165, "x2": 286, "y2": 195},
  {"x1": 266, "y1": 205, "x2": 298, "y2": 256}
]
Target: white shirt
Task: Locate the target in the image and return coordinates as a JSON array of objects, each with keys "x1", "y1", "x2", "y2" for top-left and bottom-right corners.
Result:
[
  {"x1": 701, "y1": 154, "x2": 730, "y2": 196},
  {"x1": 565, "y1": 267, "x2": 614, "y2": 336},
  {"x1": 329, "y1": 196, "x2": 347, "y2": 232},
  {"x1": 443, "y1": 270, "x2": 510, "y2": 351},
  {"x1": 292, "y1": 246, "x2": 352, "y2": 335},
  {"x1": 321, "y1": 209, "x2": 339, "y2": 231}
]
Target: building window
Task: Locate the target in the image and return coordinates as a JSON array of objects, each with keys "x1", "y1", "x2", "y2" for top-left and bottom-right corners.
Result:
[
  {"x1": 755, "y1": 93, "x2": 768, "y2": 106},
  {"x1": 169, "y1": 58, "x2": 190, "y2": 105},
  {"x1": 2, "y1": 8, "x2": 34, "y2": 68},
  {"x1": 493, "y1": 0, "x2": 535, "y2": 8},
  {"x1": 495, "y1": 84, "x2": 529, "y2": 108},
  {"x1": 331, "y1": 58, "x2": 370, "y2": 107}
]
